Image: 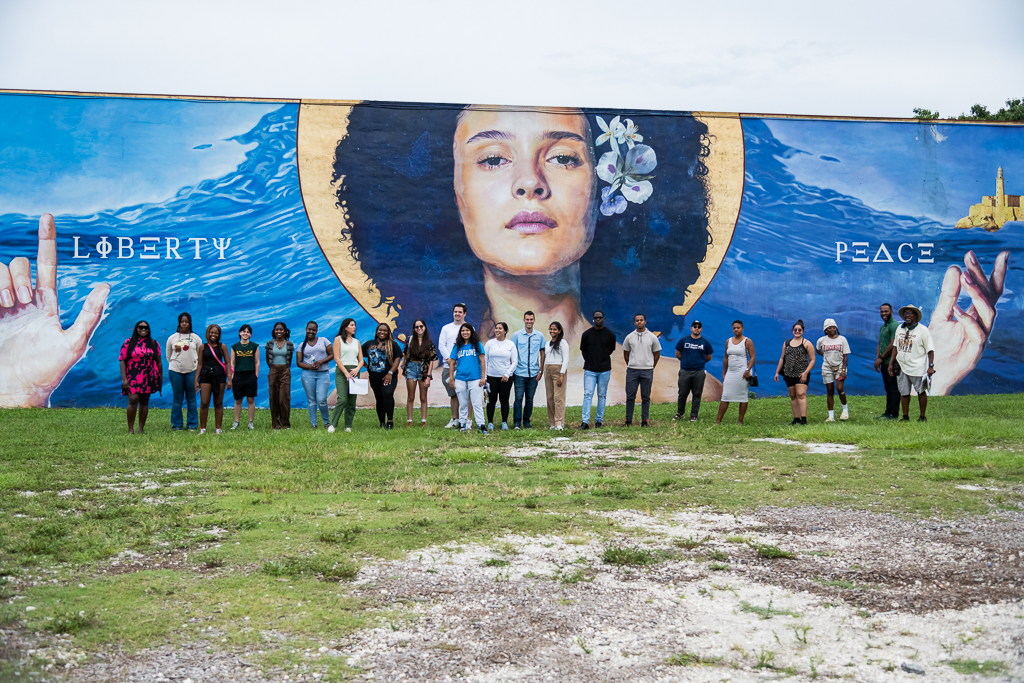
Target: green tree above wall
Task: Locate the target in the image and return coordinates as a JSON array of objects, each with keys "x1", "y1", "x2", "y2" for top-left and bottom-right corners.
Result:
[{"x1": 913, "y1": 97, "x2": 1024, "y2": 121}]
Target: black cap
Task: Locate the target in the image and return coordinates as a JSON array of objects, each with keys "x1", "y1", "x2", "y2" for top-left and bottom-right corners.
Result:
[{"x1": 690, "y1": 320, "x2": 702, "y2": 326}]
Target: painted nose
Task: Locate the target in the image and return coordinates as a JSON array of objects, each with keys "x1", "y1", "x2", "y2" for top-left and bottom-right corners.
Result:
[{"x1": 512, "y1": 163, "x2": 550, "y2": 199}]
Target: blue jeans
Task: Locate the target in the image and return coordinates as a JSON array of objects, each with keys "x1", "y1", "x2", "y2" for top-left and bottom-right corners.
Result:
[
  {"x1": 582, "y1": 370, "x2": 611, "y2": 424},
  {"x1": 300, "y1": 369, "x2": 331, "y2": 426},
  {"x1": 513, "y1": 374, "x2": 538, "y2": 426},
  {"x1": 169, "y1": 370, "x2": 198, "y2": 430}
]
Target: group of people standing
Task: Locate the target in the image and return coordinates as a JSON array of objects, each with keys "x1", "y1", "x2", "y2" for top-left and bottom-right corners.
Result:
[{"x1": 116, "y1": 301, "x2": 937, "y2": 434}]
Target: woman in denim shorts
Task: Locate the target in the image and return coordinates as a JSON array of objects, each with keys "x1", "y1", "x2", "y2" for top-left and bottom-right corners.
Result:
[{"x1": 403, "y1": 318, "x2": 437, "y2": 426}]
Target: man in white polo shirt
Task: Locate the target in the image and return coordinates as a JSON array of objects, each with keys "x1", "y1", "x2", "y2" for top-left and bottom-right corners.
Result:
[
  {"x1": 621, "y1": 313, "x2": 661, "y2": 427},
  {"x1": 437, "y1": 303, "x2": 466, "y2": 428},
  {"x1": 887, "y1": 304, "x2": 935, "y2": 422}
]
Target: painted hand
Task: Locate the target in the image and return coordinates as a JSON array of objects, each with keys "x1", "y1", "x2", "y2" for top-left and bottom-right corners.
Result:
[
  {"x1": 0, "y1": 215, "x2": 109, "y2": 407},
  {"x1": 929, "y1": 250, "x2": 1009, "y2": 395}
]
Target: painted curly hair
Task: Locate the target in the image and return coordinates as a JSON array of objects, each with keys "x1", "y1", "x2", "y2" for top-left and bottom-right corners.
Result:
[{"x1": 331, "y1": 101, "x2": 711, "y2": 339}]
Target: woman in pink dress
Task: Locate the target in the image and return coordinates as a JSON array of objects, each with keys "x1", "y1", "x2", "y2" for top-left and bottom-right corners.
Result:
[{"x1": 119, "y1": 320, "x2": 162, "y2": 434}]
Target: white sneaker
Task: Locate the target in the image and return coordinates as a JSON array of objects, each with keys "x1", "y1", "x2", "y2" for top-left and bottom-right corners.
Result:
[
  {"x1": 840, "y1": 412, "x2": 849, "y2": 421},
  {"x1": 199, "y1": 428, "x2": 207, "y2": 435},
  {"x1": 215, "y1": 428, "x2": 223, "y2": 434},
  {"x1": 555, "y1": 426, "x2": 564, "y2": 431},
  {"x1": 327, "y1": 425, "x2": 335, "y2": 433},
  {"x1": 445, "y1": 418, "x2": 458, "y2": 429},
  {"x1": 825, "y1": 416, "x2": 835, "y2": 423},
  {"x1": 487, "y1": 423, "x2": 494, "y2": 432},
  {"x1": 248, "y1": 421, "x2": 254, "y2": 430},
  {"x1": 231, "y1": 422, "x2": 239, "y2": 430},
  {"x1": 344, "y1": 427, "x2": 351, "y2": 432}
]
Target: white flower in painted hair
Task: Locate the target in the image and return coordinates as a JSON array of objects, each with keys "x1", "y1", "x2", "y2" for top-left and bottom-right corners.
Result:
[
  {"x1": 594, "y1": 116, "x2": 625, "y2": 149},
  {"x1": 596, "y1": 144, "x2": 658, "y2": 205},
  {"x1": 622, "y1": 119, "x2": 643, "y2": 149}
]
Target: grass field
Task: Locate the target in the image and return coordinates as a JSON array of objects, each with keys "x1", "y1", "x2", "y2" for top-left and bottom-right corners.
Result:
[{"x1": 0, "y1": 394, "x2": 1022, "y2": 679}]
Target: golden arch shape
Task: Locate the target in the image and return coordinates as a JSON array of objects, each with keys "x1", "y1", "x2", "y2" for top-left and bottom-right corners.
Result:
[{"x1": 297, "y1": 101, "x2": 744, "y2": 328}]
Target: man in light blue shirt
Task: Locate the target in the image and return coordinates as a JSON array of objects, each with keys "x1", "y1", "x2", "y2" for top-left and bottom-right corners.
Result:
[{"x1": 510, "y1": 311, "x2": 545, "y2": 429}]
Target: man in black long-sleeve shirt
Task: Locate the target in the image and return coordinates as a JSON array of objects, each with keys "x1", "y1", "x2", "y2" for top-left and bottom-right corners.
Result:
[{"x1": 579, "y1": 311, "x2": 617, "y2": 429}]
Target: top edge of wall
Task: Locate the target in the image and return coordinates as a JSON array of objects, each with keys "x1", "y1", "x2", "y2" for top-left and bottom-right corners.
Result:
[{"x1": 1, "y1": 89, "x2": 1022, "y2": 126}]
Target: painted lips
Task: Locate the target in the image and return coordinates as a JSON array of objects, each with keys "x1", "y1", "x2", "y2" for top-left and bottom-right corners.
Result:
[{"x1": 505, "y1": 211, "x2": 557, "y2": 234}]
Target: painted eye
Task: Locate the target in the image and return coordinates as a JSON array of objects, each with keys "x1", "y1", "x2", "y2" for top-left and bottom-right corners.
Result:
[
  {"x1": 548, "y1": 153, "x2": 581, "y2": 168},
  {"x1": 479, "y1": 155, "x2": 508, "y2": 168}
]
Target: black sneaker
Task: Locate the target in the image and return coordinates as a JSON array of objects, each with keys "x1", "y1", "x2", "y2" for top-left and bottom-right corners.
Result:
[
  {"x1": 800, "y1": 417, "x2": 807, "y2": 425},
  {"x1": 791, "y1": 418, "x2": 801, "y2": 425},
  {"x1": 690, "y1": 416, "x2": 698, "y2": 422},
  {"x1": 595, "y1": 421, "x2": 603, "y2": 428},
  {"x1": 624, "y1": 421, "x2": 632, "y2": 427},
  {"x1": 673, "y1": 414, "x2": 682, "y2": 420},
  {"x1": 901, "y1": 415, "x2": 910, "y2": 421},
  {"x1": 641, "y1": 420, "x2": 649, "y2": 428},
  {"x1": 580, "y1": 422, "x2": 589, "y2": 430},
  {"x1": 917, "y1": 416, "x2": 927, "y2": 422},
  {"x1": 386, "y1": 422, "x2": 394, "y2": 430},
  {"x1": 523, "y1": 422, "x2": 532, "y2": 429}
]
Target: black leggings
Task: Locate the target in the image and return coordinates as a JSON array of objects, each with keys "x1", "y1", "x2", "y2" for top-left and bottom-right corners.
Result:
[
  {"x1": 486, "y1": 375, "x2": 513, "y2": 424},
  {"x1": 369, "y1": 371, "x2": 397, "y2": 425}
]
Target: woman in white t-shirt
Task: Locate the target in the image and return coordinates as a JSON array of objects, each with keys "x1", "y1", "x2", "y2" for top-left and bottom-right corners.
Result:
[
  {"x1": 296, "y1": 321, "x2": 334, "y2": 429},
  {"x1": 815, "y1": 318, "x2": 851, "y2": 422},
  {"x1": 484, "y1": 322, "x2": 519, "y2": 431},
  {"x1": 544, "y1": 321, "x2": 570, "y2": 430}
]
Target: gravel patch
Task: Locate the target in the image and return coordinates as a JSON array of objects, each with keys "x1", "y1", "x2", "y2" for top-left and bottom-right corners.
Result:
[{"x1": 9, "y1": 506, "x2": 1018, "y2": 682}]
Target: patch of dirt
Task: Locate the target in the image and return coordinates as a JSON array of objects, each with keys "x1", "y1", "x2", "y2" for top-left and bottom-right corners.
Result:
[
  {"x1": 502, "y1": 436, "x2": 706, "y2": 464},
  {"x1": 6, "y1": 506, "x2": 1023, "y2": 682}
]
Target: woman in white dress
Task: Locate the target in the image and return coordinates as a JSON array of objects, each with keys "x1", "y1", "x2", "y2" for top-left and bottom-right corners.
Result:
[{"x1": 716, "y1": 320, "x2": 756, "y2": 426}]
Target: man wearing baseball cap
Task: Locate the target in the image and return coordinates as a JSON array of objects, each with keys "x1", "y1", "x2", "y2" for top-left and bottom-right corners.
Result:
[
  {"x1": 886, "y1": 305, "x2": 935, "y2": 421},
  {"x1": 674, "y1": 319, "x2": 713, "y2": 422}
]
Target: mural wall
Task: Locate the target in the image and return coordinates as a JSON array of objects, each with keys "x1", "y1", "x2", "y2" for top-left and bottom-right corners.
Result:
[{"x1": 0, "y1": 91, "x2": 1019, "y2": 409}]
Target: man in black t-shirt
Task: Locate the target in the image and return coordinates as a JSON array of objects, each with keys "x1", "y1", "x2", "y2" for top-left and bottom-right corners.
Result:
[
  {"x1": 674, "y1": 320, "x2": 713, "y2": 421},
  {"x1": 579, "y1": 311, "x2": 617, "y2": 429}
]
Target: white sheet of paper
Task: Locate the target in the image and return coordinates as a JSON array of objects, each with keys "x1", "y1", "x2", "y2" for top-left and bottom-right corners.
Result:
[{"x1": 348, "y1": 378, "x2": 369, "y2": 395}]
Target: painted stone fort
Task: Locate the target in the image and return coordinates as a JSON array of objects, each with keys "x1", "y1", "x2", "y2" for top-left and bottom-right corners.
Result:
[{"x1": 956, "y1": 167, "x2": 1022, "y2": 231}]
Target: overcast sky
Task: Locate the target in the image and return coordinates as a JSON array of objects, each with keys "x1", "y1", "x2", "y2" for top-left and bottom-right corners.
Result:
[{"x1": 0, "y1": 0, "x2": 1022, "y2": 118}]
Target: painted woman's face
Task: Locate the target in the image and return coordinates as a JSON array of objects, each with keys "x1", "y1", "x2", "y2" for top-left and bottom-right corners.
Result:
[{"x1": 454, "y1": 108, "x2": 597, "y2": 277}]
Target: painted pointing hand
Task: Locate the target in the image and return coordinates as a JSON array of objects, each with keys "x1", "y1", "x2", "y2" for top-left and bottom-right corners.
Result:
[
  {"x1": 0, "y1": 214, "x2": 109, "y2": 407},
  {"x1": 929, "y1": 250, "x2": 1009, "y2": 395}
]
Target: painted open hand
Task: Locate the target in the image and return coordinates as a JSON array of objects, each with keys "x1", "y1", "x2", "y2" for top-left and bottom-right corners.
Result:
[
  {"x1": 0, "y1": 215, "x2": 109, "y2": 407},
  {"x1": 929, "y1": 250, "x2": 1009, "y2": 395}
]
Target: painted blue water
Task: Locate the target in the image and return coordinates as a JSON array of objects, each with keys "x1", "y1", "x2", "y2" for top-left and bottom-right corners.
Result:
[
  {"x1": 0, "y1": 104, "x2": 378, "y2": 408},
  {"x1": 685, "y1": 118, "x2": 1022, "y2": 397}
]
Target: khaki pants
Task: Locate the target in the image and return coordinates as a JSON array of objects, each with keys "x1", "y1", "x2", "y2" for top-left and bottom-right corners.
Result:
[{"x1": 544, "y1": 365, "x2": 566, "y2": 428}]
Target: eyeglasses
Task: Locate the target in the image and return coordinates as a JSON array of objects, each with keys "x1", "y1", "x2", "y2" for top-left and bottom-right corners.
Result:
[
  {"x1": 414, "y1": 325, "x2": 425, "y2": 329},
  {"x1": 691, "y1": 324, "x2": 701, "y2": 328},
  {"x1": 137, "y1": 325, "x2": 149, "y2": 330},
  {"x1": 593, "y1": 316, "x2": 604, "y2": 320}
]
